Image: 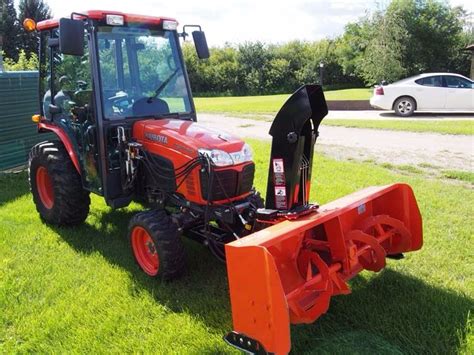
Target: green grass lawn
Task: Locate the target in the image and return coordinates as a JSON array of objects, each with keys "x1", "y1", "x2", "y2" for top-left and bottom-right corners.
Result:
[
  {"x1": 194, "y1": 88, "x2": 372, "y2": 113},
  {"x1": 323, "y1": 119, "x2": 474, "y2": 135},
  {"x1": 442, "y1": 170, "x2": 474, "y2": 183},
  {"x1": 1, "y1": 140, "x2": 473, "y2": 353}
]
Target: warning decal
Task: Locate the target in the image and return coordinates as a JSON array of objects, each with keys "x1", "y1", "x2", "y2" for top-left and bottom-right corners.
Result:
[
  {"x1": 275, "y1": 187, "x2": 287, "y2": 209},
  {"x1": 273, "y1": 158, "x2": 286, "y2": 186},
  {"x1": 273, "y1": 158, "x2": 287, "y2": 209},
  {"x1": 273, "y1": 159, "x2": 284, "y2": 173}
]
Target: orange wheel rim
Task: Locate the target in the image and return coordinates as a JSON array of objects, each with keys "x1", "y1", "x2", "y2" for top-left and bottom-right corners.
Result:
[
  {"x1": 131, "y1": 226, "x2": 159, "y2": 276},
  {"x1": 36, "y1": 166, "x2": 54, "y2": 209}
]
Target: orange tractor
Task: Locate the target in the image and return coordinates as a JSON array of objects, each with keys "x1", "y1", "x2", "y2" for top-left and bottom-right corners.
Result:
[{"x1": 25, "y1": 11, "x2": 422, "y2": 354}]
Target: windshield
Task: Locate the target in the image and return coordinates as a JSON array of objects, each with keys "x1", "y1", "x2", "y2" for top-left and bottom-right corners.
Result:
[{"x1": 97, "y1": 26, "x2": 192, "y2": 119}]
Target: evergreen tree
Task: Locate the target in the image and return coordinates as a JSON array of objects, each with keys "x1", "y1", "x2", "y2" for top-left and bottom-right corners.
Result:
[
  {"x1": 17, "y1": 0, "x2": 51, "y2": 57},
  {"x1": 0, "y1": 0, "x2": 19, "y2": 60}
]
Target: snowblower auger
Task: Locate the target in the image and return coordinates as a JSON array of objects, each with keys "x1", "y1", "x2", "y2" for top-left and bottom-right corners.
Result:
[{"x1": 224, "y1": 85, "x2": 423, "y2": 354}]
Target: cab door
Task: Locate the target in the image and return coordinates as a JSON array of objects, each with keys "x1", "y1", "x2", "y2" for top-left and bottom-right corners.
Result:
[
  {"x1": 443, "y1": 75, "x2": 474, "y2": 110},
  {"x1": 42, "y1": 28, "x2": 102, "y2": 193}
]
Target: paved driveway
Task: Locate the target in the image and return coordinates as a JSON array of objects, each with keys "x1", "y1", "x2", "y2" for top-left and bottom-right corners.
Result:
[
  {"x1": 327, "y1": 110, "x2": 474, "y2": 120},
  {"x1": 243, "y1": 110, "x2": 474, "y2": 120},
  {"x1": 198, "y1": 113, "x2": 474, "y2": 172}
]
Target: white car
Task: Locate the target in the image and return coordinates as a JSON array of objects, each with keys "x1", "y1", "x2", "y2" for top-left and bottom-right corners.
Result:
[{"x1": 370, "y1": 73, "x2": 474, "y2": 116}]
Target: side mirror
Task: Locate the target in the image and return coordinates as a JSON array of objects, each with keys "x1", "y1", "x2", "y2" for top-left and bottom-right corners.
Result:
[
  {"x1": 59, "y1": 18, "x2": 84, "y2": 56},
  {"x1": 192, "y1": 31, "x2": 210, "y2": 59}
]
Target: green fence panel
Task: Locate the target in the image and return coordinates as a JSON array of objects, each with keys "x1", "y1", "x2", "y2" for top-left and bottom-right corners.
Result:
[{"x1": 0, "y1": 71, "x2": 53, "y2": 171}]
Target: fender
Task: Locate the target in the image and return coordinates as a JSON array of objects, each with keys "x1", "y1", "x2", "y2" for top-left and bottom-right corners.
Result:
[{"x1": 38, "y1": 121, "x2": 81, "y2": 174}]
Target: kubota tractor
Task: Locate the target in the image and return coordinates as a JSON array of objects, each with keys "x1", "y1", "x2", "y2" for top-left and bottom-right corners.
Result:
[{"x1": 25, "y1": 11, "x2": 422, "y2": 354}]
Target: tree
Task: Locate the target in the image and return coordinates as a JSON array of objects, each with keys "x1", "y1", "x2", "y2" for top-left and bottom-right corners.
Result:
[
  {"x1": 0, "y1": 0, "x2": 19, "y2": 60},
  {"x1": 358, "y1": 9, "x2": 408, "y2": 84},
  {"x1": 236, "y1": 42, "x2": 293, "y2": 95},
  {"x1": 236, "y1": 42, "x2": 270, "y2": 95},
  {"x1": 2, "y1": 49, "x2": 38, "y2": 70},
  {"x1": 183, "y1": 43, "x2": 240, "y2": 95},
  {"x1": 17, "y1": 0, "x2": 51, "y2": 57},
  {"x1": 338, "y1": 0, "x2": 472, "y2": 85},
  {"x1": 387, "y1": 0, "x2": 470, "y2": 76},
  {"x1": 337, "y1": 11, "x2": 408, "y2": 85}
]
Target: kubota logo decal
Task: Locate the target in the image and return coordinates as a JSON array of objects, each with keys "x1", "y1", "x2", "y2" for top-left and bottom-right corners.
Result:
[{"x1": 145, "y1": 132, "x2": 168, "y2": 144}]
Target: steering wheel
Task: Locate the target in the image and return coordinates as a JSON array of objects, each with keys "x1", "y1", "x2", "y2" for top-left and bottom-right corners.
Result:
[{"x1": 107, "y1": 92, "x2": 131, "y2": 116}]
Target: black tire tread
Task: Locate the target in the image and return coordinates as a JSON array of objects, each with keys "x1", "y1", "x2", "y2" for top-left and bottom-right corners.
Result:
[
  {"x1": 28, "y1": 140, "x2": 90, "y2": 225},
  {"x1": 128, "y1": 209, "x2": 186, "y2": 281}
]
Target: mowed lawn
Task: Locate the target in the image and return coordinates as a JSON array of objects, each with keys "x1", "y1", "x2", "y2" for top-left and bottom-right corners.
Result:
[
  {"x1": 194, "y1": 88, "x2": 372, "y2": 113},
  {"x1": 323, "y1": 119, "x2": 474, "y2": 135},
  {"x1": 195, "y1": 91, "x2": 473, "y2": 136},
  {"x1": 1, "y1": 139, "x2": 473, "y2": 353}
]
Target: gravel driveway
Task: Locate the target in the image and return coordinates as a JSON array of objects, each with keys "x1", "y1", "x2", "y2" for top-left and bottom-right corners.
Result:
[{"x1": 198, "y1": 113, "x2": 474, "y2": 172}]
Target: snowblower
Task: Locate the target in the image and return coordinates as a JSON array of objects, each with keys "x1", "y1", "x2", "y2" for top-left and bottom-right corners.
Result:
[{"x1": 224, "y1": 85, "x2": 422, "y2": 354}]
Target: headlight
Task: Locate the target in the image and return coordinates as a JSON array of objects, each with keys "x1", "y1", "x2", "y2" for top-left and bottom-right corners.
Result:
[
  {"x1": 199, "y1": 143, "x2": 253, "y2": 167},
  {"x1": 198, "y1": 149, "x2": 234, "y2": 167},
  {"x1": 230, "y1": 143, "x2": 253, "y2": 164}
]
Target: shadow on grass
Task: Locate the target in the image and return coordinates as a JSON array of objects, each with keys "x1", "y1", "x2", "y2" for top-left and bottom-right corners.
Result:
[
  {"x1": 292, "y1": 268, "x2": 473, "y2": 354},
  {"x1": 0, "y1": 171, "x2": 30, "y2": 207},
  {"x1": 51, "y1": 208, "x2": 233, "y2": 332},
  {"x1": 52, "y1": 209, "x2": 472, "y2": 353}
]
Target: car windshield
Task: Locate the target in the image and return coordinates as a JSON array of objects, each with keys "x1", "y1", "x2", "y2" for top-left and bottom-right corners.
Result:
[{"x1": 97, "y1": 26, "x2": 192, "y2": 120}]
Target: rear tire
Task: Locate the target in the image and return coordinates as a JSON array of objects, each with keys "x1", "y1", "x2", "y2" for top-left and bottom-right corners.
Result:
[
  {"x1": 128, "y1": 210, "x2": 186, "y2": 281},
  {"x1": 28, "y1": 140, "x2": 90, "y2": 225},
  {"x1": 394, "y1": 97, "x2": 416, "y2": 117}
]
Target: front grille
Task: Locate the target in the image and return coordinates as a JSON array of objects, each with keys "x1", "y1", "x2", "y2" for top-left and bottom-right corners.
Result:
[
  {"x1": 239, "y1": 163, "x2": 254, "y2": 195},
  {"x1": 200, "y1": 163, "x2": 255, "y2": 201}
]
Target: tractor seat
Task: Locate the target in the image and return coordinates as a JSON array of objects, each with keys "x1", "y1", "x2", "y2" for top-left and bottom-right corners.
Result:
[{"x1": 133, "y1": 97, "x2": 170, "y2": 117}]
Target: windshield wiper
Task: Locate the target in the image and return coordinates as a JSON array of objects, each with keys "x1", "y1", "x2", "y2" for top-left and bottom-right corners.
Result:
[{"x1": 147, "y1": 67, "x2": 181, "y2": 103}]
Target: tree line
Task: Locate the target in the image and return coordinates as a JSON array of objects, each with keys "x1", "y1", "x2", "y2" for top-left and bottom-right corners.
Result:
[
  {"x1": 184, "y1": 0, "x2": 473, "y2": 96},
  {"x1": 1, "y1": 0, "x2": 472, "y2": 96}
]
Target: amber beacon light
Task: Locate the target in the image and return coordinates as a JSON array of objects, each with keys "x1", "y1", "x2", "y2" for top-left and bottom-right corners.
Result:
[{"x1": 23, "y1": 18, "x2": 37, "y2": 32}]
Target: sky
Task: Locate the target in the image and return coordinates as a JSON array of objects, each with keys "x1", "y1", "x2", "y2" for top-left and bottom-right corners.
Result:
[{"x1": 14, "y1": 0, "x2": 474, "y2": 46}]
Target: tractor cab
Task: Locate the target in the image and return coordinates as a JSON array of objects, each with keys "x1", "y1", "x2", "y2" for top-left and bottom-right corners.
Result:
[{"x1": 35, "y1": 11, "x2": 208, "y2": 205}]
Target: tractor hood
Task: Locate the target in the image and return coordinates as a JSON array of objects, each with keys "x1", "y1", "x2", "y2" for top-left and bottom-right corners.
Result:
[{"x1": 133, "y1": 119, "x2": 245, "y2": 158}]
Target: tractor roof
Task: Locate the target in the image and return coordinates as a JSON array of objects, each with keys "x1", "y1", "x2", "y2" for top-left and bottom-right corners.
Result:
[{"x1": 36, "y1": 10, "x2": 177, "y2": 31}]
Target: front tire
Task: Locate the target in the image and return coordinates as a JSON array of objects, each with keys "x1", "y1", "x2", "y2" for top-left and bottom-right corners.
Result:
[
  {"x1": 128, "y1": 210, "x2": 186, "y2": 281},
  {"x1": 28, "y1": 140, "x2": 90, "y2": 225},
  {"x1": 394, "y1": 97, "x2": 416, "y2": 117}
]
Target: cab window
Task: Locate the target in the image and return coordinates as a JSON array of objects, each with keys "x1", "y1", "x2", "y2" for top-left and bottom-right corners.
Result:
[
  {"x1": 97, "y1": 26, "x2": 191, "y2": 120},
  {"x1": 49, "y1": 29, "x2": 94, "y2": 122}
]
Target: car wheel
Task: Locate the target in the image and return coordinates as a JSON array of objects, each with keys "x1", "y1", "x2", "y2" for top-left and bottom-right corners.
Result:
[{"x1": 394, "y1": 97, "x2": 415, "y2": 117}]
